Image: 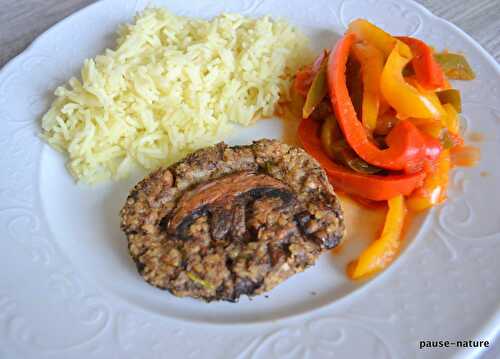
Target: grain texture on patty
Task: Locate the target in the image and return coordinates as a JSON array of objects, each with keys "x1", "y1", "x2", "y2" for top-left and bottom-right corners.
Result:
[{"x1": 120, "y1": 139, "x2": 345, "y2": 302}]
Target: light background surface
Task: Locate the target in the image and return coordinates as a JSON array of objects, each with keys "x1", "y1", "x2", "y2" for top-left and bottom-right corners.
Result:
[{"x1": 1, "y1": 1, "x2": 498, "y2": 358}]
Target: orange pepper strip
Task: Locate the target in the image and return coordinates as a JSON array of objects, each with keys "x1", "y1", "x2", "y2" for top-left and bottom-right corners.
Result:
[
  {"x1": 351, "y1": 42, "x2": 385, "y2": 132},
  {"x1": 348, "y1": 195, "x2": 407, "y2": 279},
  {"x1": 407, "y1": 149, "x2": 450, "y2": 212},
  {"x1": 327, "y1": 33, "x2": 442, "y2": 173},
  {"x1": 397, "y1": 36, "x2": 446, "y2": 90}
]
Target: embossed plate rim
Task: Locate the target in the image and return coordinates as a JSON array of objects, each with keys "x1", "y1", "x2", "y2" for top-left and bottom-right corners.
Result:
[{"x1": 1, "y1": 0, "x2": 499, "y2": 358}]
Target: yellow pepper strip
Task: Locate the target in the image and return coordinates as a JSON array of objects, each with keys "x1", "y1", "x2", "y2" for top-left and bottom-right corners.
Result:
[
  {"x1": 351, "y1": 42, "x2": 384, "y2": 132},
  {"x1": 442, "y1": 103, "x2": 459, "y2": 134},
  {"x1": 380, "y1": 41, "x2": 445, "y2": 119},
  {"x1": 407, "y1": 150, "x2": 450, "y2": 211},
  {"x1": 348, "y1": 195, "x2": 406, "y2": 279},
  {"x1": 347, "y1": 19, "x2": 396, "y2": 58},
  {"x1": 409, "y1": 78, "x2": 447, "y2": 121}
]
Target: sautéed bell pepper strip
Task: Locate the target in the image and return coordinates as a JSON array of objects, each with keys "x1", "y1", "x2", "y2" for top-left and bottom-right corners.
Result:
[
  {"x1": 294, "y1": 50, "x2": 328, "y2": 97},
  {"x1": 437, "y1": 89, "x2": 462, "y2": 113},
  {"x1": 294, "y1": 67, "x2": 313, "y2": 97},
  {"x1": 320, "y1": 114, "x2": 382, "y2": 174},
  {"x1": 330, "y1": 140, "x2": 383, "y2": 175},
  {"x1": 320, "y1": 115, "x2": 340, "y2": 158},
  {"x1": 298, "y1": 116, "x2": 426, "y2": 201},
  {"x1": 326, "y1": 168, "x2": 425, "y2": 202},
  {"x1": 441, "y1": 130, "x2": 464, "y2": 150},
  {"x1": 347, "y1": 19, "x2": 395, "y2": 58},
  {"x1": 351, "y1": 42, "x2": 385, "y2": 132},
  {"x1": 380, "y1": 40, "x2": 445, "y2": 119},
  {"x1": 397, "y1": 36, "x2": 446, "y2": 90},
  {"x1": 407, "y1": 77, "x2": 448, "y2": 121},
  {"x1": 348, "y1": 195, "x2": 407, "y2": 279},
  {"x1": 442, "y1": 103, "x2": 460, "y2": 135},
  {"x1": 312, "y1": 49, "x2": 328, "y2": 72},
  {"x1": 327, "y1": 33, "x2": 442, "y2": 173},
  {"x1": 303, "y1": 60, "x2": 328, "y2": 118},
  {"x1": 434, "y1": 52, "x2": 476, "y2": 80},
  {"x1": 407, "y1": 149, "x2": 450, "y2": 212}
]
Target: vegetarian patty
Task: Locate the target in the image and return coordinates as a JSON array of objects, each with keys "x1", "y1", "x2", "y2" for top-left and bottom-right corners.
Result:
[{"x1": 120, "y1": 139, "x2": 345, "y2": 302}]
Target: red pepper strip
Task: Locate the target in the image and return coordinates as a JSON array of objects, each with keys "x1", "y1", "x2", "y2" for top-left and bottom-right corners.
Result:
[
  {"x1": 327, "y1": 33, "x2": 442, "y2": 174},
  {"x1": 294, "y1": 50, "x2": 328, "y2": 97},
  {"x1": 397, "y1": 36, "x2": 446, "y2": 90},
  {"x1": 298, "y1": 117, "x2": 426, "y2": 201}
]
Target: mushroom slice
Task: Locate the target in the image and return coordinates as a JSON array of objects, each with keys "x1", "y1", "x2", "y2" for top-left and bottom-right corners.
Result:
[{"x1": 168, "y1": 171, "x2": 293, "y2": 239}]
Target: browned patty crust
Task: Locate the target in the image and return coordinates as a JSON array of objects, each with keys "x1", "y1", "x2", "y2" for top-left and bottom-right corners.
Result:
[{"x1": 120, "y1": 139, "x2": 345, "y2": 302}]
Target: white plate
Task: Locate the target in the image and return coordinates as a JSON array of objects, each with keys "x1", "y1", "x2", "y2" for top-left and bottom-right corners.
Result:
[{"x1": 1, "y1": 0, "x2": 499, "y2": 358}]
